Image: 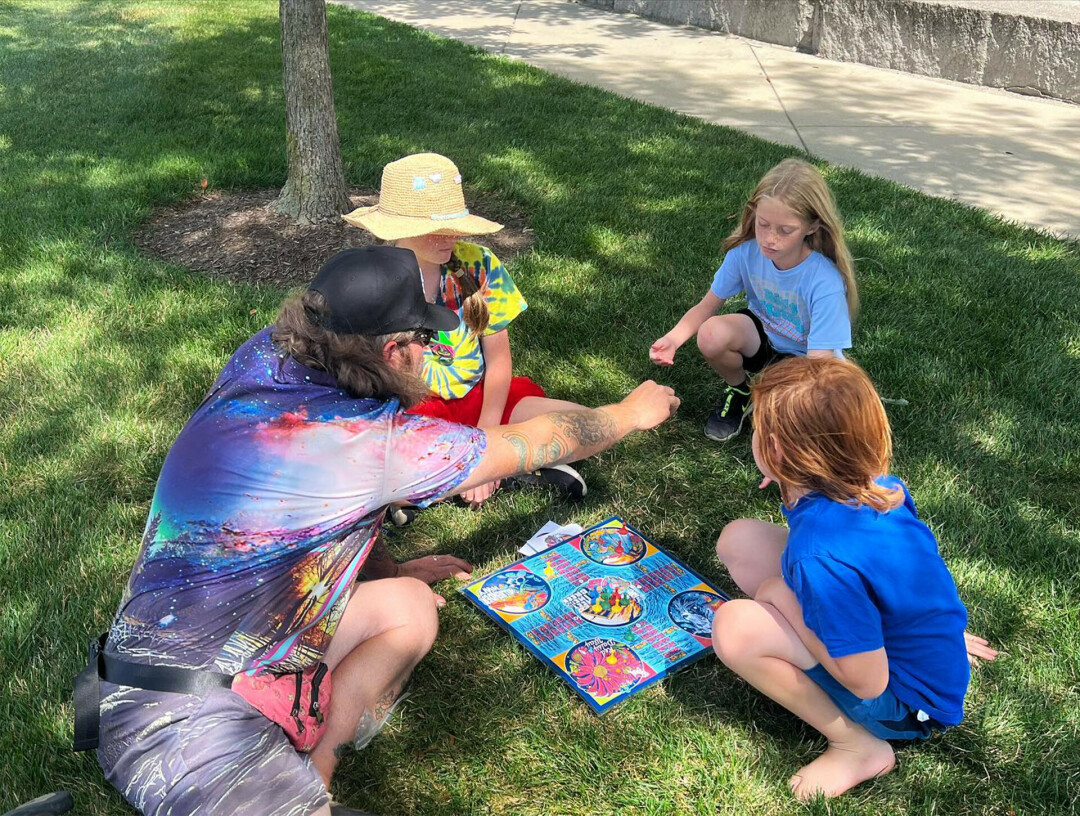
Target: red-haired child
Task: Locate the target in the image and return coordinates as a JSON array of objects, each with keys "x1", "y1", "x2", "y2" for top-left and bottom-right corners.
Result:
[{"x1": 711, "y1": 356, "x2": 996, "y2": 800}]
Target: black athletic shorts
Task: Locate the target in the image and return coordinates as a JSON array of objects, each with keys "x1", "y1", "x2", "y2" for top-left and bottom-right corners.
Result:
[{"x1": 738, "y1": 308, "x2": 793, "y2": 374}]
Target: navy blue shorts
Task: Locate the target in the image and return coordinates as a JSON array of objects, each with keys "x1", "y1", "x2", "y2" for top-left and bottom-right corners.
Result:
[{"x1": 805, "y1": 665, "x2": 946, "y2": 742}]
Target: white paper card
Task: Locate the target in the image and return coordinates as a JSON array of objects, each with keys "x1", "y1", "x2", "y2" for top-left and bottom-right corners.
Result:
[{"x1": 518, "y1": 521, "x2": 584, "y2": 556}]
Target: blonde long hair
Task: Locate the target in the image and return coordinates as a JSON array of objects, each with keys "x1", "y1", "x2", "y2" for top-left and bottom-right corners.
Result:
[
  {"x1": 724, "y1": 158, "x2": 858, "y2": 318},
  {"x1": 751, "y1": 357, "x2": 902, "y2": 512}
]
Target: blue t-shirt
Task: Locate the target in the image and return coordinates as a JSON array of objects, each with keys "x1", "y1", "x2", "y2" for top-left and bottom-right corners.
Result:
[
  {"x1": 709, "y1": 240, "x2": 851, "y2": 355},
  {"x1": 780, "y1": 477, "x2": 970, "y2": 725},
  {"x1": 108, "y1": 328, "x2": 486, "y2": 675}
]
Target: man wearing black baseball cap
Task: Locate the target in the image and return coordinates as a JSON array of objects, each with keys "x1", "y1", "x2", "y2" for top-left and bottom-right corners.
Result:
[
  {"x1": 307, "y1": 245, "x2": 460, "y2": 337},
  {"x1": 83, "y1": 246, "x2": 679, "y2": 816}
]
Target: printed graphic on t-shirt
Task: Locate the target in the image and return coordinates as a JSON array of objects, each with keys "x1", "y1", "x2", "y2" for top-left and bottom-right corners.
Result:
[
  {"x1": 710, "y1": 242, "x2": 850, "y2": 355},
  {"x1": 758, "y1": 284, "x2": 806, "y2": 344},
  {"x1": 430, "y1": 330, "x2": 455, "y2": 366}
]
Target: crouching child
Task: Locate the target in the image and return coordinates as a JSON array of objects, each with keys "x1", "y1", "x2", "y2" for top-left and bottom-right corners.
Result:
[{"x1": 712, "y1": 356, "x2": 978, "y2": 800}]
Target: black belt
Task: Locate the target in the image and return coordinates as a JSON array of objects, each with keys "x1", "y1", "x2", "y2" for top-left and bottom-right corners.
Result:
[{"x1": 73, "y1": 633, "x2": 233, "y2": 752}]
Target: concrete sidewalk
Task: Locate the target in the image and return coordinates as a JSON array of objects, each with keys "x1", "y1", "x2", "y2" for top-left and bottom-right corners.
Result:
[{"x1": 339, "y1": 0, "x2": 1080, "y2": 239}]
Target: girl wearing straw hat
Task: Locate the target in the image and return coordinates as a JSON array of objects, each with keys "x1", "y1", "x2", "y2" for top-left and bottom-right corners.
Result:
[{"x1": 345, "y1": 153, "x2": 587, "y2": 509}]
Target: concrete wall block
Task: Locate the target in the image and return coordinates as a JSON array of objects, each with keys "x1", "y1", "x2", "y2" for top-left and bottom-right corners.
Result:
[
  {"x1": 817, "y1": 0, "x2": 989, "y2": 84},
  {"x1": 713, "y1": 0, "x2": 814, "y2": 48},
  {"x1": 607, "y1": 0, "x2": 814, "y2": 48},
  {"x1": 576, "y1": 0, "x2": 1080, "y2": 103},
  {"x1": 983, "y1": 15, "x2": 1080, "y2": 101},
  {"x1": 609, "y1": 0, "x2": 718, "y2": 31}
]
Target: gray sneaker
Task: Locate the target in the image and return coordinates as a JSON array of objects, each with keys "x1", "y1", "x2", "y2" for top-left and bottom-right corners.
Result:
[{"x1": 704, "y1": 383, "x2": 752, "y2": 442}]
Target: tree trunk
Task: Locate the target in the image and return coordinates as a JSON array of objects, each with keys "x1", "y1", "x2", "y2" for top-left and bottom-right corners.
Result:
[{"x1": 273, "y1": 0, "x2": 350, "y2": 224}]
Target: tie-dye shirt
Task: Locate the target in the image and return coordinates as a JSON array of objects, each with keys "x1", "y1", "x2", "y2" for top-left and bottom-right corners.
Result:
[
  {"x1": 107, "y1": 328, "x2": 485, "y2": 675},
  {"x1": 423, "y1": 242, "x2": 527, "y2": 399}
]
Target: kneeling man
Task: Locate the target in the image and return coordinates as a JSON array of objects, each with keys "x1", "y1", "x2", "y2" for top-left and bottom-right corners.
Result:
[{"x1": 79, "y1": 246, "x2": 678, "y2": 816}]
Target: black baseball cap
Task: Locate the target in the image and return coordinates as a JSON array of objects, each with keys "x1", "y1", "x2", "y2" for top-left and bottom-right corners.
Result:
[{"x1": 307, "y1": 246, "x2": 459, "y2": 336}]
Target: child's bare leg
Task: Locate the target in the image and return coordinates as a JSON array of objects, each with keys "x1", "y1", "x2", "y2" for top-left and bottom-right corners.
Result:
[
  {"x1": 716, "y1": 519, "x2": 787, "y2": 598},
  {"x1": 713, "y1": 598, "x2": 895, "y2": 800},
  {"x1": 696, "y1": 313, "x2": 760, "y2": 384},
  {"x1": 509, "y1": 396, "x2": 584, "y2": 423}
]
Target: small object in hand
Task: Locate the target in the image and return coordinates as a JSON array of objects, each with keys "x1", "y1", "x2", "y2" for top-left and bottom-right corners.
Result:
[{"x1": 3, "y1": 791, "x2": 74, "y2": 816}]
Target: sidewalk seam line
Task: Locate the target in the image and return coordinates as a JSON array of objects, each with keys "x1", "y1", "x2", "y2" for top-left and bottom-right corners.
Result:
[
  {"x1": 501, "y1": 2, "x2": 523, "y2": 55},
  {"x1": 747, "y1": 44, "x2": 810, "y2": 155}
]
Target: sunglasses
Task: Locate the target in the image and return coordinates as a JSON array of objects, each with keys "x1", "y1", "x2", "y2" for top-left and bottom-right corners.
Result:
[{"x1": 407, "y1": 328, "x2": 436, "y2": 347}]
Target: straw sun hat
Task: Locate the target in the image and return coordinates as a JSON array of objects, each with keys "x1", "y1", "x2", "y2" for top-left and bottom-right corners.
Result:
[{"x1": 343, "y1": 153, "x2": 503, "y2": 241}]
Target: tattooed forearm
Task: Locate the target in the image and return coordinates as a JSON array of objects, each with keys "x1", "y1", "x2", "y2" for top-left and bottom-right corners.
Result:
[
  {"x1": 502, "y1": 429, "x2": 569, "y2": 472},
  {"x1": 549, "y1": 409, "x2": 618, "y2": 447},
  {"x1": 501, "y1": 409, "x2": 618, "y2": 473},
  {"x1": 505, "y1": 432, "x2": 530, "y2": 472}
]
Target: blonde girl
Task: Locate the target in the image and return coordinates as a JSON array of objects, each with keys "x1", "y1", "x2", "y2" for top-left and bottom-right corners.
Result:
[
  {"x1": 345, "y1": 153, "x2": 586, "y2": 508},
  {"x1": 711, "y1": 356, "x2": 993, "y2": 800},
  {"x1": 650, "y1": 158, "x2": 857, "y2": 442}
]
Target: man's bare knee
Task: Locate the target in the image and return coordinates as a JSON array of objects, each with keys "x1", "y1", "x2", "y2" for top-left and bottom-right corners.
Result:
[{"x1": 389, "y1": 576, "x2": 439, "y2": 655}]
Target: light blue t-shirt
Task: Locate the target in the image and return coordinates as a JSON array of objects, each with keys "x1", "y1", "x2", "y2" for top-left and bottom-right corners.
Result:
[
  {"x1": 709, "y1": 240, "x2": 851, "y2": 355},
  {"x1": 780, "y1": 477, "x2": 970, "y2": 725}
]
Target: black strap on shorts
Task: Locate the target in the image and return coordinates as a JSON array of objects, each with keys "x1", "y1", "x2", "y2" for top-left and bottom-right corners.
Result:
[{"x1": 73, "y1": 632, "x2": 233, "y2": 752}]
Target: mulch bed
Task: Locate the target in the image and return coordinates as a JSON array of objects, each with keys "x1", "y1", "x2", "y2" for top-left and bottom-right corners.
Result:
[{"x1": 134, "y1": 188, "x2": 535, "y2": 288}]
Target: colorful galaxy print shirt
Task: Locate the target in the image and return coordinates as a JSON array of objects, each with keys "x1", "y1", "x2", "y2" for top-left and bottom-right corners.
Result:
[
  {"x1": 423, "y1": 242, "x2": 527, "y2": 400},
  {"x1": 107, "y1": 328, "x2": 485, "y2": 675}
]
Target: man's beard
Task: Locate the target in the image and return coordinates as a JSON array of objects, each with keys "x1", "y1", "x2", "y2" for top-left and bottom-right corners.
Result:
[{"x1": 397, "y1": 353, "x2": 434, "y2": 410}]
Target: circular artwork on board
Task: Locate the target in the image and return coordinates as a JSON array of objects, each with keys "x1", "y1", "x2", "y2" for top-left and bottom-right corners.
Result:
[
  {"x1": 566, "y1": 637, "x2": 647, "y2": 699},
  {"x1": 667, "y1": 590, "x2": 726, "y2": 638},
  {"x1": 573, "y1": 577, "x2": 645, "y2": 627},
  {"x1": 580, "y1": 526, "x2": 647, "y2": 566},
  {"x1": 477, "y1": 569, "x2": 550, "y2": 615}
]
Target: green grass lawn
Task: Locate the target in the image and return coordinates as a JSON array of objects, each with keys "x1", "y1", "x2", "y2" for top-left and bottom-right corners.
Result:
[{"x1": 2, "y1": 1, "x2": 1079, "y2": 813}]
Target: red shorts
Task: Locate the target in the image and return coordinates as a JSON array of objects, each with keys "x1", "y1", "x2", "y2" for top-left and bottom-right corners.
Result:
[{"x1": 409, "y1": 376, "x2": 546, "y2": 426}]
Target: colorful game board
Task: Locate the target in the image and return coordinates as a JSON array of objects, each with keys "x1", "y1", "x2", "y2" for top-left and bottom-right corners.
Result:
[{"x1": 461, "y1": 517, "x2": 728, "y2": 714}]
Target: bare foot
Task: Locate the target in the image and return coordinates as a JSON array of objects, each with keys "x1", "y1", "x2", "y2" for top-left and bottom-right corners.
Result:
[{"x1": 789, "y1": 736, "x2": 895, "y2": 801}]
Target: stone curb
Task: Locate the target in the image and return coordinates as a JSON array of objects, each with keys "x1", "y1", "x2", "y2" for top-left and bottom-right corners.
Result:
[{"x1": 575, "y1": 0, "x2": 1080, "y2": 104}]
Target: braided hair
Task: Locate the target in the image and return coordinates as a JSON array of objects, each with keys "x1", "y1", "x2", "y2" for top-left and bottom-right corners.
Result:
[{"x1": 445, "y1": 247, "x2": 490, "y2": 335}]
